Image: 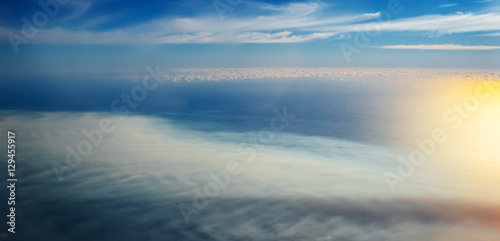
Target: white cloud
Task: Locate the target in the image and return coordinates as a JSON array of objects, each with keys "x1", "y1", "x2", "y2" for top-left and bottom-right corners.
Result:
[
  {"x1": 0, "y1": 1, "x2": 378, "y2": 44},
  {"x1": 156, "y1": 31, "x2": 337, "y2": 43},
  {"x1": 438, "y1": 3, "x2": 458, "y2": 8},
  {"x1": 3, "y1": 1, "x2": 500, "y2": 44},
  {"x1": 376, "y1": 44, "x2": 500, "y2": 50},
  {"x1": 4, "y1": 111, "x2": 500, "y2": 240},
  {"x1": 311, "y1": 12, "x2": 500, "y2": 35},
  {"x1": 376, "y1": 12, "x2": 500, "y2": 34},
  {"x1": 476, "y1": 32, "x2": 500, "y2": 36}
]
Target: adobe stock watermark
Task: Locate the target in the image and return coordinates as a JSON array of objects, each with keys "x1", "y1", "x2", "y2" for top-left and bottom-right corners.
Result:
[
  {"x1": 384, "y1": 81, "x2": 497, "y2": 192},
  {"x1": 178, "y1": 106, "x2": 295, "y2": 224},
  {"x1": 213, "y1": 0, "x2": 242, "y2": 21},
  {"x1": 340, "y1": 0, "x2": 405, "y2": 63},
  {"x1": 7, "y1": 0, "x2": 69, "y2": 54},
  {"x1": 51, "y1": 65, "x2": 167, "y2": 182}
]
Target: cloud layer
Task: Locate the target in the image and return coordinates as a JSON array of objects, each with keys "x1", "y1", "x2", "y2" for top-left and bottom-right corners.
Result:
[
  {"x1": 1, "y1": 111, "x2": 500, "y2": 240},
  {"x1": 3, "y1": 1, "x2": 500, "y2": 44}
]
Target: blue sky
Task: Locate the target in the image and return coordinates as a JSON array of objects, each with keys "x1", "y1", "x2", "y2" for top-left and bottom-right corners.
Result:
[{"x1": 1, "y1": 0, "x2": 500, "y2": 69}]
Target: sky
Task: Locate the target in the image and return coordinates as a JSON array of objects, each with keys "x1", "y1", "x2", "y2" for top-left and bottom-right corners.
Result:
[
  {"x1": 2, "y1": 1, "x2": 500, "y2": 240},
  {"x1": 1, "y1": 0, "x2": 500, "y2": 70}
]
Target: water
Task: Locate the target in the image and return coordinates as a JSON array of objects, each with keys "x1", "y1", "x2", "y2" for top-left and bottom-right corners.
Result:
[{"x1": 1, "y1": 71, "x2": 499, "y2": 240}]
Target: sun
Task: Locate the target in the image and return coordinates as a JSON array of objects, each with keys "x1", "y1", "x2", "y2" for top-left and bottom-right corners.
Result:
[
  {"x1": 446, "y1": 81, "x2": 500, "y2": 162},
  {"x1": 464, "y1": 85, "x2": 500, "y2": 162},
  {"x1": 432, "y1": 80, "x2": 500, "y2": 202}
]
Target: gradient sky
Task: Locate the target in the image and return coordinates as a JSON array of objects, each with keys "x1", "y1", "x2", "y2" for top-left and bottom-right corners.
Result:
[{"x1": 1, "y1": 0, "x2": 500, "y2": 71}]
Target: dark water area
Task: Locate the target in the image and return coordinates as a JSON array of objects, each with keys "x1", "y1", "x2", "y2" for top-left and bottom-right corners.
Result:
[{"x1": 0, "y1": 76, "x2": 407, "y2": 145}]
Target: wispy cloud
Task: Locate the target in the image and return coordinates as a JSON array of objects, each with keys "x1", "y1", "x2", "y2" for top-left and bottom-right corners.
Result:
[
  {"x1": 158, "y1": 11, "x2": 500, "y2": 42},
  {"x1": 476, "y1": 32, "x2": 500, "y2": 36},
  {"x1": 156, "y1": 31, "x2": 337, "y2": 44},
  {"x1": 438, "y1": 3, "x2": 458, "y2": 8},
  {"x1": 3, "y1": 1, "x2": 500, "y2": 44},
  {"x1": 376, "y1": 44, "x2": 500, "y2": 50},
  {"x1": 313, "y1": 12, "x2": 500, "y2": 36},
  {"x1": 3, "y1": 1, "x2": 378, "y2": 44}
]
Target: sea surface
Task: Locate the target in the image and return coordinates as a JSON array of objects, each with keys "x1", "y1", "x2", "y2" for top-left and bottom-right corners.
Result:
[{"x1": 1, "y1": 70, "x2": 499, "y2": 240}]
